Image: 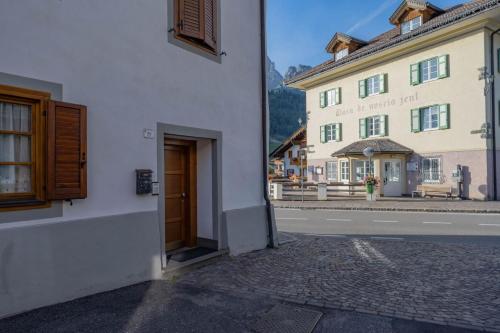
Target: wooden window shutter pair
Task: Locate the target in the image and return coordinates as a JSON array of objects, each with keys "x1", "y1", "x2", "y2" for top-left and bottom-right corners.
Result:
[
  {"x1": 177, "y1": 0, "x2": 217, "y2": 51},
  {"x1": 47, "y1": 101, "x2": 87, "y2": 200}
]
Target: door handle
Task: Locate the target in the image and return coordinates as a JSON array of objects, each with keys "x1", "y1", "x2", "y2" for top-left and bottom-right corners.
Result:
[{"x1": 181, "y1": 192, "x2": 187, "y2": 198}]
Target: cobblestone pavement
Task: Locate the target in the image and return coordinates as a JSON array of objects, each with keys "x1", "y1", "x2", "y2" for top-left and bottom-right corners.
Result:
[
  {"x1": 272, "y1": 199, "x2": 500, "y2": 213},
  {"x1": 178, "y1": 234, "x2": 500, "y2": 332}
]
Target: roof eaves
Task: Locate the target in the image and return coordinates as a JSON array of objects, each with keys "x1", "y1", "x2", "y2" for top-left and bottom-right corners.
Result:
[{"x1": 286, "y1": 0, "x2": 500, "y2": 86}]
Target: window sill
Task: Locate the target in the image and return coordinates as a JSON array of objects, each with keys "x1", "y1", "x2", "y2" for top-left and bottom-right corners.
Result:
[{"x1": 0, "y1": 199, "x2": 50, "y2": 212}]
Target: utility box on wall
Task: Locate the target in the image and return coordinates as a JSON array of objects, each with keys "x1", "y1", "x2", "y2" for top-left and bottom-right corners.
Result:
[{"x1": 136, "y1": 169, "x2": 153, "y2": 195}]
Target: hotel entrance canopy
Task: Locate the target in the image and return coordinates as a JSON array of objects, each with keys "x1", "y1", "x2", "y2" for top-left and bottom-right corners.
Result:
[{"x1": 331, "y1": 139, "x2": 413, "y2": 157}]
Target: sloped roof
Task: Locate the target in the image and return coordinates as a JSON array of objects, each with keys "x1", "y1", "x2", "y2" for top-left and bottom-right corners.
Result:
[
  {"x1": 389, "y1": 0, "x2": 444, "y2": 24},
  {"x1": 286, "y1": 0, "x2": 500, "y2": 86},
  {"x1": 331, "y1": 139, "x2": 413, "y2": 157},
  {"x1": 270, "y1": 126, "x2": 306, "y2": 158},
  {"x1": 325, "y1": 32, "x2": 367, "y2": 53}
]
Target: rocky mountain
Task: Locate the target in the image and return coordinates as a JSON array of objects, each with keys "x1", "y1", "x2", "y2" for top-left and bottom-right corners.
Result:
[
  {"x1": 284, "y1": 65, "x2": 312, "y2": 82},
  {"x1": 266, "y1": 58, "x2": 310, "y2": 152},
  {"x1": 267, "y1": 57, "x2": 284, "y2": 90}
]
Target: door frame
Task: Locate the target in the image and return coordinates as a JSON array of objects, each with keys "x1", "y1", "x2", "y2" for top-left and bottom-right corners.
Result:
[
  {"x1": 382, "y1": 159, "x2": 403, "y2": 197},
  {"x1": 157, "y1": 123, "x2": 223, "y2": 269},
  {"x1": 164, "y1": 138, "x2": 197, "y2": 251}
]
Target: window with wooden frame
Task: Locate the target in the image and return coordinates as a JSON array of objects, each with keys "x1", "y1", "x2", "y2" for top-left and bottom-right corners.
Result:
[
  {"x1": 0, "y1": 84, "x2": 87, "y2": 210},
  {"x1": 173, "y1": 0, "x2": 218, "y2": 54}
]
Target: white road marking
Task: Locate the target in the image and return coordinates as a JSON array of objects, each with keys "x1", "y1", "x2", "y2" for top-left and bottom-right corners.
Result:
[
  {"x1": 422, "y1": 222, "x2": 452, "y2": 225},
  {"x1": 373, "y1": 220, "x2": 399, "y2": 223},
  {"x1": 370, "y1": 237, "x2": 405, "y2": 241},
  {"x1": 276, "y1": 217, "x2": 308, "y2": 220},
  {"x1": 303, "y1": 233, "x2": 348, "y2": 238},
  {"x1": 479, "y1": 224, "x2": 500, "y2": 227},
  {"x1": 326, "y1": 218, "x2": 352, "y2": 222}
]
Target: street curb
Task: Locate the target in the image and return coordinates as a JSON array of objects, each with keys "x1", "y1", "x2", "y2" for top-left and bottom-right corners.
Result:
[{"x1": 273, "y1": 205, "x2": 500, "y2": 214}]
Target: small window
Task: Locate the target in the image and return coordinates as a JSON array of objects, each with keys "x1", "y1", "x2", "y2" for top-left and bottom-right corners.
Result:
[
  {"x1": 355, "y1": 160, "x2": 374, "y2": 182},
  {"x1": 367, "y1": 75, "x2": 381, "y2": 96},
  {"x1": 401, "y1": 16, "x2": 422, "y2": 34},
  {"x1": 421, "y1": 106, "x2": 440, "y2": 131},
  {"x1": 422, "y1": 157, "x2": 441, "y2": 183},
  {"x1": 326, "y1": 161, "x2": 337, "y2": 182},
  {"x1": 335, "y1": 48, "x2": 349, "y2": 61},
  {"x1": 367, "y1": 116, "x2": 381, "y2": 137},
  {"x1": 340, "y1": 160, "x2": 350, "y2": 182},
  {"x1": 172, "y1": 0, "x2": 218, "y2": 55},
  {"x1": 421, "y1": 57, "x2": 439, "y2": 82},
  {"x1": 325, "y1": 124, "x2": 336, "y2": 142},
  {"x1": 326, "y1": 89, "x2": 337, "y2": 107}
]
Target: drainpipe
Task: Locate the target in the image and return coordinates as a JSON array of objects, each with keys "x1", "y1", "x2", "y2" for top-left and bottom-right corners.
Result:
[
  {"x1": 260, "y1": 0, "x2": 277, "y2": 248},
  {"x1": 490, "y1": 28, "x2": 499, "y2": 201}
]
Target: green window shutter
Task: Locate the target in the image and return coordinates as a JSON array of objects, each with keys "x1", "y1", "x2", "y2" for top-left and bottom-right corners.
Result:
[
  {"x1": 359, "y1": 118, "x2": 367, "y2": 139},
  {"x1": 379, "y1": 74, "x2": 388, "y2": 93},
  {"x1": 335, "y1": 88, "x2": 341, "y2": 105},
  {"x1": 358, "y1": 80, "x2": 366, "y2": 99},
  {"x1": 335, "y1": 123, "x2": 342, "y2": 142},
  {"x1": 320, "y1": 125, "x2": 326, "y2": 143},
  {"x1": 320, "y1": 92, "x2": 326, "y2": 108},
  {"x1": 411, "y1": 109, "x2": 421, "y2": 132},
  {"x1": 410, "y1": 63, "x2": 421, "y2": 85},
  {"x1": 438, "y1": 55, "x2": 449, "y2": 78},
  {"x1": 380, "y1": 115, "x2": 388, "y2": 136},
  {"x1": 439, "y1": 104, "x2": 450, "y2": 129}
]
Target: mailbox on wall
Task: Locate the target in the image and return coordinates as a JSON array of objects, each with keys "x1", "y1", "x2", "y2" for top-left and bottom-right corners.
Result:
[{"x1": 136, "y1": 169, "x2": 153, "y2": 195}]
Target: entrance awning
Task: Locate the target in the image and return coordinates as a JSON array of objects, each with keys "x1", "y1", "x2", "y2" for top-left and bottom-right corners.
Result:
[{"x1": 331, "y1": 139, "x2": 413, "y2": 157}]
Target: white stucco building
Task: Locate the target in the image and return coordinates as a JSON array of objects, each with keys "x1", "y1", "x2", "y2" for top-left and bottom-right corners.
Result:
[
  {"x1": 0, "y1": 0, "x2": 275, "y2": 318},
  {"x1": 287, "y1": 0, "x2": 500, "y2": 200}
]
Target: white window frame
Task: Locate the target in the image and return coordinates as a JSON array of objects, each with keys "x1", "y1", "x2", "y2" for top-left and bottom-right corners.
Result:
[
  {"x1": 335, "y1": 48, "x2": 349, "y2": 61},
  {"x1": 326, "y1": 161, "x2": 337, "y2": 182},
  {"x1": 422, "y1": 157, "x2": 441, "y2": 183},
  {"x1": 366, "y1": 75, "x2": 381, "y2": 96},
  {"x1": 401, "y1": 16, "x2": 422, "y2": 34},
  {"x1": 421, "y1": 57, "x2": 439, "y2": 83},
  {"x1": 326, "y1": 89, "x2": 337, "y2": 106},
  {"x1": 340, "y1": 160, "x2": 350, "y2": 182},
  {"x1": 354, "y1": 160, "x2": 375, "y2": 182},
  {"x1": 367, "y1": 116, "x2": 382, "y2": 137},
  {"x1": 325, "y1": 124, "x2": 337, "y2": 142},
  {"x1": 421, "y1": 106, "x2": 440, "y2": 131}
]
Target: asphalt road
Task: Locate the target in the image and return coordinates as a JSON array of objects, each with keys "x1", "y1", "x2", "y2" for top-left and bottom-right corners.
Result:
[{"x1": 275, "y1": 208, "x2": 500, "y2": 246}]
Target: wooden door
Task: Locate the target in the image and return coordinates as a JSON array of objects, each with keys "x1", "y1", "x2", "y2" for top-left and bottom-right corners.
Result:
[{"x1": 164, "y1": 139, "x2": 197, "y2": 251}]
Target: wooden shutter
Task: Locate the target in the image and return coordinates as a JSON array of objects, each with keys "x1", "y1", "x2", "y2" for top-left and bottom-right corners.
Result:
[
  {"x1": 320, "y1": 91, "x2": 326, "y2": 108},
  {"x1": 47, "y1": 101, "x2": 87, "y2": 200},
  {"x1": 320, "y1": 125, "x2": 326, "y2": 143},
  {"x1": 411, "y1": 108, "x2": 421, "y2": 133},
  {"x1": 380, "y1": 115, "x2": 388, "y2": 136},
  {"x1": 410, "y1": 63, "x2": 420, "y2": 85},
  {"x1": 379, "y1": 74, "x2": 388, "y2": 93},
  {"x1": 359, "y1": 118, "x2": 367, "y2": 139},
  {"x1": 358, "y1": 80, "x2": 366, "y2": 99},
  {"x1": 203, "y1": 0, "x2": 217, "y2": 50},
  {"x1": 177, "y1": 0, "x2": 204, "y2": 40},
  {"x1": 438, "y1": 55, "x2": 449, "y2": 78},
  {"x1": 335, "y1": 88, "x2": 341, "y2": 105},
  {"x1": 335, "y1": 123, "x2": 342, "y2": 142},
  {"x1": 439, "y1": 104, "x2": 450, "y2": 129}
]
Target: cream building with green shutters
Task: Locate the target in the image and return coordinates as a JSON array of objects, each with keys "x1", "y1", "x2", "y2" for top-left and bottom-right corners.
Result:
[{"x1": 287, "y1": 0, "x2": 500, "y2": 200}]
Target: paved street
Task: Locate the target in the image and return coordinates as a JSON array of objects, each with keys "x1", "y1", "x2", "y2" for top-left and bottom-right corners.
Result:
[
  {"x1": 0, "y1": 280, "x2": 483, "y2": 333},
  {"x1": 177, "y1": 233, "x2": 500, "y2": 332},
  {"x1": 275, "y1": 208, "x2": 500, "y2": 246}
]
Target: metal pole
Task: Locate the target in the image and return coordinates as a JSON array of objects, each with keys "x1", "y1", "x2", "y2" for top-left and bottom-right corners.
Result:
[{"x1": 301, "y1": 151, "x2": 304, "y2": 203}]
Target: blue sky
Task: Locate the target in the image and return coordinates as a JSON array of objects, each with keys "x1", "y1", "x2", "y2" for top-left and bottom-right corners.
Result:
[{"x1": 267, "y1": 0, "x2": 460, "y2": 74}]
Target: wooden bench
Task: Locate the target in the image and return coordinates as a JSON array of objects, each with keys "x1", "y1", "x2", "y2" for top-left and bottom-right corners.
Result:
[{"x1": 413, "y1": 184, "x2": 453, "y2": 198}]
